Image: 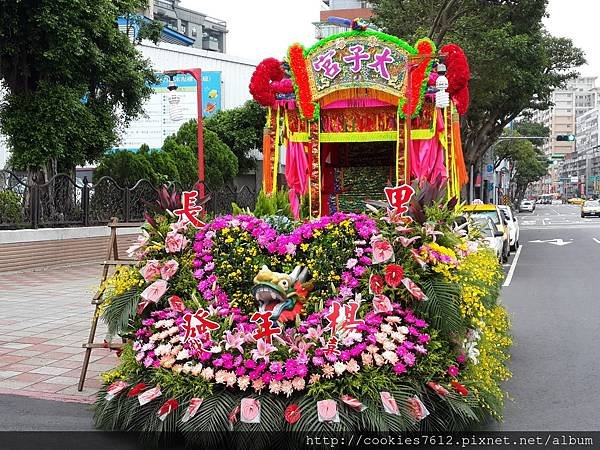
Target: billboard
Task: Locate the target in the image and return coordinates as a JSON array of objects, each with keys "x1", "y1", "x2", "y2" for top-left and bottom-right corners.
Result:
[{"x1": 116, "y1": 71, "x2": 222, "y2": 150}]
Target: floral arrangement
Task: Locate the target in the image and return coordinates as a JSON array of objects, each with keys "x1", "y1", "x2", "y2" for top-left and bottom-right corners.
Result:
[{"x1": 93, "y1": 187, "x2": 511, "y2": 446}]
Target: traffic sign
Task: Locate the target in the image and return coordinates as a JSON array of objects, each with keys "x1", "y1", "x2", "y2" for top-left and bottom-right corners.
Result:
[
  {"x1": 551, "y1": 154, "x2": 565, "y2": 159},
  {"x1": 486, "y1": 164, "x2": 493, "y2": 173}
]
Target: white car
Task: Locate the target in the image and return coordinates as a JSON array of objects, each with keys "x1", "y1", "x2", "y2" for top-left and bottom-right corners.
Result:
[
  {"x1": 471, "y1": 216, "x2": 504, "y2": 262},
  {"x1": 519, "y1": 200, "x2": 535, "y2": 212},
  {"x1": 498, "y1": 205, "x2": 520, "y2": 250}
]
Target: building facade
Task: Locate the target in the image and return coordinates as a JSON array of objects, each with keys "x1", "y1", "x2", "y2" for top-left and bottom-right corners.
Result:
[
  {"x1": 315, "y1": 0, "x2": 374, "y2": 38},
  {"x1": 529, "y1": 77, "x2": 600, "y2": 195},
  {"x1": 151, "y1": 0, "x2": 227, "y2": 52}
]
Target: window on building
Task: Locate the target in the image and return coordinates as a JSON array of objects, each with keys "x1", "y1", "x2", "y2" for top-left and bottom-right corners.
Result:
[{"x1": 191, "y1": 27, "x2": 197, "y2": 37}]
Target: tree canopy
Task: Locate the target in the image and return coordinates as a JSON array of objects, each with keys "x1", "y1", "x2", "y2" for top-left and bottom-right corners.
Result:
[
  {"x1": 204, "y1": 100, "x2": 265, "y2": 174},
  {"x1": 370, "y1": 0, "x2": 585, "y2": 166},
  {"x1": 0, "y1": 0, "x2": 157, "y2": 178},
  {"x1": 94, "y1": 120, "x2": 239, "y2": 189},
  {"x1": 492, "y1": 122, "x2": 550, "y2": 204}
]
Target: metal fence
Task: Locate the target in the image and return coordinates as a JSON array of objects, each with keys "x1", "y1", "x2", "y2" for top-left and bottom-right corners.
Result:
[{"x1": 0, "y1": 170, "x2": 257, "y2": 229}]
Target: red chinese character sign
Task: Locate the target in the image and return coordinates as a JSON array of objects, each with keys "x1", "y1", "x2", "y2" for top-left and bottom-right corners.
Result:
[
  {"x1": 287, "y1": 32, "x2": 436, "y2": 121},
  {"x1": 384, "y1": 184, "x2": 415, "y2": 220},
  {"x1": 174, "y1": 191, "x2": 205, "y2": 228},
  {"x1": 181, "y1": 309, "x2": 220, "y2": 343},
  {"x1": 307, "y1": 35, "x2": 409, "y2": 100}
]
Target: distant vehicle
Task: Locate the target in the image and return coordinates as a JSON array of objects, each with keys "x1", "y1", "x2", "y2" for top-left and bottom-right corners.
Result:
[
  {"x1": 581, "y1": 200, "x2": 600, "y2": 217},
  {"x1": 471, "y1": 216, "x2": 505, "y2": 262},
  {"x1": 567, "y1": 198, "x2": 585, "y2": 205},
  {"x1": 519, "y1": 200, "x2": 535, "y2": 213},
  {"x1": 498, "y1": 205, "x2": 520, "y2": 250},
  {"x1": 462, "y1": 203, "x2": 510, "y2": 261}
]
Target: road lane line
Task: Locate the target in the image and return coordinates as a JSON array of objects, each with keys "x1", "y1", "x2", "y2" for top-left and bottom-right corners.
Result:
[
  {"x1": 503, "y1": 245, "x2": 523, "y2": 287},
  {"x1": 593, "y1": 238, "x2": 600, "y2": 245}
]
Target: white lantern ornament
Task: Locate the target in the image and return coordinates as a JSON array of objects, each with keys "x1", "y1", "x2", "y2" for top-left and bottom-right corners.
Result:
[{"x1": 435, "y1": 63, "x2": 450, "y2": 109}]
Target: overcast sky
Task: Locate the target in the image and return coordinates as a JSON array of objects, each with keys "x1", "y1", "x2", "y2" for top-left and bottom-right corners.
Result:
[{"x1": 180, "y1": 0, "x2": 599, "y2": 77}]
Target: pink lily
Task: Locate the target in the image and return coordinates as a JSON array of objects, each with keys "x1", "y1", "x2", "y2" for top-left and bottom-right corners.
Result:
[
  {"x1": 395, "y1": 236, "x2": 421, "y2": 248},
  {"x1": 250, "y1": 338, "x2": 276, "y2": 363},
  {"x1": 423, "y1": 222, "x2": 443, "y2": 242},
  {"x1": 222, "y1": 330, "x2": 245, "y2": 353}
]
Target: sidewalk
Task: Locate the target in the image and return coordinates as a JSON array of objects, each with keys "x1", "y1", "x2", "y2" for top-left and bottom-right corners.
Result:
[{"x1": 0, "y1": 265, "x2": 117, "y2": 403}]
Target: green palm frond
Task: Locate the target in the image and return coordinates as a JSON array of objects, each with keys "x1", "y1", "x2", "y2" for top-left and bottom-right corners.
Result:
[
  {"x1": 413, "y1": 277, "x2": 466, "y2": 335},
  {"x1": 101, "y1": 290, "x2": 139, "y2": 338}
]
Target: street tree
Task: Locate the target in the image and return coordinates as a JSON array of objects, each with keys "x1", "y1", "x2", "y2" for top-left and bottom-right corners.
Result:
[
  {"x1": 204, "y1": 100, "x2": 265, "y2": 174},
  {"x1": 0, "y1": 0, "x2": 158, "y2": 181},
  {"x1": 166, "y1": 120, "x2": 238, "y2": 188},
  {"x1": 370, "y1": 0, "x2": 585, "y2": 168},
  {"x1": 492, "y1": 129, "x2": 549, "y2": 204}
]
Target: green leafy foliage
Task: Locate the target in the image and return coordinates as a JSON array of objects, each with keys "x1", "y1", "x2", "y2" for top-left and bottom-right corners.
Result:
[
  {"x1": 166, "y1": 120, "x2": 238, "y2": 188},
  {"x1": 100, "y1": 290, "x2": 139, "y2": 339},
  {"x1": 204, "y1": 100, "x2": 266, "y2": 174},
  {"x1": 93, "y1": 150, "x2": 157, "y2": 187},
  {"x1": 0, "y1": 0, "x2": 157, "y2": 176},
  {"x1": 414, "y1": 277, "x2": 466, "y2": 335},
  {"x1": 369, "y1": 0, "x2": 585, "y2": 166},
  {"x1": 0, "y1": 191, "x2": 23, "y2": 223}
]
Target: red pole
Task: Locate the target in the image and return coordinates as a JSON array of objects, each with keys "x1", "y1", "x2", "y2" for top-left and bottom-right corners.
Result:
[
  {"x1": 185, "y1": 69, "x2": 204, "y2": 199},
  {"x1": 405, "y1": 61, "x2": 413, "y2": 184}
]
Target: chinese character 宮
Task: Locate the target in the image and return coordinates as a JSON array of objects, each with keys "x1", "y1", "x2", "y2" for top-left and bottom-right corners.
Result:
[
  {"x1": 342, "y1": 44, "x2": 370, "y2": 73},
  {"x1": 313, "y1": 50, "x2": 341, "y2": 79},
  {"x1": 367, "y1": 47, "x2": 394, "y2": 80}
]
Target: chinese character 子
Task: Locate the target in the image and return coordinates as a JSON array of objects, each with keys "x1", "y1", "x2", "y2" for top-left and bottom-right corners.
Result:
[
  {"x1": 342, "y1": 44, "x2": 370, "y2": 73},
  {"x1": 181, "y1": 309, "x2": 220, "y2": 342},
  {"x1": 250, "y1": 311, "x2": 282, "y2": 344},
  {"x1": 312, "y1": 49, "x2": 341, "y2": 79},
  {"x1": 384, "y1": 184, "x2": 415, "y2": 215},
  {"x1": 367, "y1": 47, "x2": 394, "y2": 80},
  {"x1": 173, "y1": 191, "x2": 205, "y2": 228},
  {"x1": 324, "y1": 301, "x2": 365, "y2": 335}
]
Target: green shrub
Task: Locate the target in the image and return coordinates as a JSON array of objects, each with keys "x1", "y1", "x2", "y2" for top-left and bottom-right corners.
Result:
[{"x1": 0, "y1": 190, "x2": 23, "y2": 223}]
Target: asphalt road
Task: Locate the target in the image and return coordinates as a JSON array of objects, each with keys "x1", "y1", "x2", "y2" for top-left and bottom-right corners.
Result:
[{"x1": 499, "y1": 203, "x2": 600, "y2": 430}]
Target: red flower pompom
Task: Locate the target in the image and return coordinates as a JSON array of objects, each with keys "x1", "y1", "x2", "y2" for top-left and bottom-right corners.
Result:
[
  {"x1": 285, "y1": 404, "x2": 301, "y2": 424},
  {"x1": 451, "y1": 381, "x2": 469, "y2": 396},
  {"x1": 369, "y1": 274, "x2": 384, "y2": 295},
  {"x1": 127, "y1": 383, "x2": 147, "y2": 397},
  {"x1": 385, "y1": 264, "x2": 404, "y2": 288}
]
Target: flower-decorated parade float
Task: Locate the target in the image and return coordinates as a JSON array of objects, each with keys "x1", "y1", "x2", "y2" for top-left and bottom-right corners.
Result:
[{"x1": 93, "y1": 23, "x2": 511, "y2": 448}]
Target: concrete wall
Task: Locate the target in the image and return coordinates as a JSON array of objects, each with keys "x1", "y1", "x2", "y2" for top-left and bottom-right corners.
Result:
[{"x1": 0, "y1": 227, "x2": 141, "y2": 273}]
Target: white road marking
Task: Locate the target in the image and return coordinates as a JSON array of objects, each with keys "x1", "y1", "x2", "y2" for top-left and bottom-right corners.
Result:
[
  {"x1": 593, "y1": 238, "x2": 600, "y2": 245},
  {"x1": 528, "y1": 238, "x2": 572, "y2": 246},
  {"x1": 503, "y1": 245, "x2": 523, "y2": 287}
]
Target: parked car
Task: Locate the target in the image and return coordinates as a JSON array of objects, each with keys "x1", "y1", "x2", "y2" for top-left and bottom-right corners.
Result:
[
  {"x1": 471, "y1": 216, "x2": 505, "y2": 262},
  {"x1": 567, "y1": 197, "x2": 585, "y2": 205},
  {"x1": 462, "y1": 203, "x2": 510, "y2": 262},
  {"x1": 519, "y1": 200, "x2": 535, "y2": 212},
  {"x1": 581, "y1": 200, "x2": 600, "y2": 217},
  {"x1": 498, "y1": 205, "x2": 520, "y2": 250}
]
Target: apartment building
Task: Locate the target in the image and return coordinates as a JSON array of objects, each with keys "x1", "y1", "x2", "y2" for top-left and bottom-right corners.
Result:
[
  {"x1": 151, "y1": 0, "x2": 227, "y2": 52},
  {"x1": 530, "y1": 77, "x2": 599, "y2": 158},
  {"x1": 315, "y1": 0, "x2": 374, "y2": 38}
]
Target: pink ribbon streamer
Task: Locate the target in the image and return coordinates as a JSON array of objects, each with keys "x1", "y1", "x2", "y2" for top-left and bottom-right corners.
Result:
[{"x1": 285, "y1": 141, "x2": 308, "y2": 219}]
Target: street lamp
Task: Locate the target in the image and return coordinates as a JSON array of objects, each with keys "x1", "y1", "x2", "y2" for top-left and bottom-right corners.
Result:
[{"x1": 163, "y1": 68, "x2": 204, "y2": 199}]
